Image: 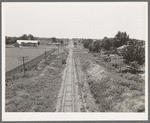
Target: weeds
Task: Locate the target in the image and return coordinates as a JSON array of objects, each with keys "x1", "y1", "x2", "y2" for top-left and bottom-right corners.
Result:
[
  {"x1": 5, "y1": 48, "x2": 69, "y2": 112},
  {"x1": 76, "y1": 47, "x2": 145, "y2": 112}
]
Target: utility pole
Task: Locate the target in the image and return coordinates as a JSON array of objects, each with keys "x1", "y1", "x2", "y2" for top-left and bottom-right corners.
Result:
[
  {"x1": 58, "y1": 45, "x2": 59, "y2": 52},
  {"x1": 22, "y1": 57, "x2": 25, "y2": 75},
  {"x1": 45, "y1": 51, "x2": 47, "y2": 61},
  {"x1": 120, "y1": 55, "x2": 122, "y2": 73},
  {"x1": 18, "y1": 56, "x2": 29, "y2": 75}
]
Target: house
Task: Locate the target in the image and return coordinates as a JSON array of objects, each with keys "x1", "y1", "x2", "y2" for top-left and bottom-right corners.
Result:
[
  {"x1": 117, "y1": 45, "x2": 128, "y2": 55},
  {"x1": 16, "y1": 40, "x2": 39, "y2": 47}
]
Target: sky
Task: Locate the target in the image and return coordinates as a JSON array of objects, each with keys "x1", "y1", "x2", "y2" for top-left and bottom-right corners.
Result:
[{"x1": 3, "y1": 2, "x2": 147, "y2": 40}]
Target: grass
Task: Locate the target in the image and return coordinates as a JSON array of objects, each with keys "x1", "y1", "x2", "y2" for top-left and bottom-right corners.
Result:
[
  {"x1": 5, "y1": 48, "x2": 69, "y2": 112},
  {"x1": 6, "y1": 45, "x2": 54, "y2": 72},
  {"x1": 6, "y1": 48, "x2": 57, "y2": 77},
  {"x1": 74, "y1": 47, "x2": 145, "y2": 112}
]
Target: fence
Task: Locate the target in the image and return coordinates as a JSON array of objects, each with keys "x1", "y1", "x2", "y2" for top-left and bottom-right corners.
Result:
[{"x1": 6, "y1": 48, "x2": 56, "y2": 77}]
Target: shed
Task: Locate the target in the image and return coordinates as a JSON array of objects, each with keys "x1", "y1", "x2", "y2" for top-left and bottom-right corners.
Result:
[{"x1": 117, "y1": 45, "x2": 128, "y2": 55}]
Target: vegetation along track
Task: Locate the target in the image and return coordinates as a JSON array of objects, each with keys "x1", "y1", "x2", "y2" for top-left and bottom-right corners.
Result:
[{"x1": 74, "y1": 49, "x2": 89, "y2": 112}]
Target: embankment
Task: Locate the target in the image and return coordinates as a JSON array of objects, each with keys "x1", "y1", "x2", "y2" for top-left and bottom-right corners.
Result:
[{"x1": 74, "y1": 47, "x2": 145, "y2": 112}]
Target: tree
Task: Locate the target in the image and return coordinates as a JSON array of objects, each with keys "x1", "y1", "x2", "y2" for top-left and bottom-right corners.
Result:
[
  {"x1": 60, "y1": 40, "x2": 64, "y2": 45},
  {"x1": 114, "y1": 31, "x2": 129, "y2": 47},
  {"x1": 101, "y1": 37, "x2": 112, "y2": 50},
  {"x1": 52, "y1": 37, "x2": 57, "y2": 42},
  {"x1": 122, "y1": 40, "x2": 145, "y2": 65},
  {"x1": 115, "y1": 31, "x2": 122, "y2": 40},
  {"x1": 28, "y1": 34, "x2": 35, "y2": 40},
  {"x1": 88, "y1": 41, "x2": 101, "y2": 53},
  {"x1": 83, "y1": 39, "x2": 93, "y2": 49},
  {"x1": 5, "y1": 36, "x2": 17, "y2": 44},
  {"x1": 122, "y1": 32, "x2": 129, "y2": 45},
  {"x1": 113, "y1": 39, "x2": 121, "y2": 48},
  {"x1": 93, "y1": 41, "x2": 101, "y2": 52},
  {"x1": 19, "y1": 34, "x2": 28, "y2": 40},
  {"x1": 88, "y1": 43, "x2": 94, "y2": 52}
]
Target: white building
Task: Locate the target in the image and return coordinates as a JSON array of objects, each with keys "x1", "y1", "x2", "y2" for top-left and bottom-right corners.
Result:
[
  {"x1": 117, "y1": 45, "x2": 128, "y2": 55},
  {"x1": 16, "y1": 40, "x2": 39, "y2": 47}
]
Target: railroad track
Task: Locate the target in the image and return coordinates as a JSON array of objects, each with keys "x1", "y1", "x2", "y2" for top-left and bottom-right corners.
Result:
[
  {"x1": 56, "y1": 42, "x2": 76, "y2": 112},
  {"x1": 56, "y1": 42, "x2": 87, "y2": 112}
]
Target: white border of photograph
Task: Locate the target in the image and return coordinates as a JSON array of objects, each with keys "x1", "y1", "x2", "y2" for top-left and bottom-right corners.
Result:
[{"x1": 2, "y1": 2, "x2": 148, "y2": 121}]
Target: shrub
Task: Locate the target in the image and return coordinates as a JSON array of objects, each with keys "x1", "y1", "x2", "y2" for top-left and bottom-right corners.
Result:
[
  {"x1": 130, "y1": 85, "x2": 139, "y2": 90},
  {"x1": 122, "y1": 41, "x2": 145, "y2": 65},
  {"x1": 88, "y1": 42, "x2": 101, "y2": 53},
  {"x1": 112, "y1": 62, "x2": 119, "y2": 68},
  {"x1": 130, "y1": 61, "x2": 139, "y2": 70},
  {"x1": 101, "y1": 37, "x2": 112, "y2": 50},
  {"x1": 83, "y1": 39, "x2": 93, "y2": 49},
  {"x1": 103, "y1": 56, "x2": 111, "y2": 62},
  {"x1": 62, "y1": 59, "x2": 66, "y2": 64}
]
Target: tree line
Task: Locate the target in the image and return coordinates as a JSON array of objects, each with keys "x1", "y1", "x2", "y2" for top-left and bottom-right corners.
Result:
[
  {"x1": 6, "y1": 34, "x2": 35, "y2": 44},
  {"x1": 82, "y1": 31, "x2": 145, "y2": 65},
  {"x1": 6, "y1": 34, "x2": 64, "y2": 45}
]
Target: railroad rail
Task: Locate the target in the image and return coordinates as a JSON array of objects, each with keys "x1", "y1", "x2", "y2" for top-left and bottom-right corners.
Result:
[
  {"x1": 56, "y1": 41, "x2": 87, "y2": 112},
  {"x1": 61, "y1": 47, "x2": 75, "y2": 112}
]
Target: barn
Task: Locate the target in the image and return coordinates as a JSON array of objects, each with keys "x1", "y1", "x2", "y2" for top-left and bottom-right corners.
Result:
[{"x1": 16, "y1": 40, "x2": 40, "y2": 47}]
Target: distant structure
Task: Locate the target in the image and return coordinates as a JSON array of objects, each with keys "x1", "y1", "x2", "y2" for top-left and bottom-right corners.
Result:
[
  {"x1": 15, "y1": 40, "x2": 40, "y2": 47},
  {"x1": 117, "y1": 45, "x2": 128, "y2": 55}
]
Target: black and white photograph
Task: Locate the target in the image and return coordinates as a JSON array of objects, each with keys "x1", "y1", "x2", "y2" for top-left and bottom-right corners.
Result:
[{"x1": 2, "y1": 2, "x2": 148, "y2": 121}]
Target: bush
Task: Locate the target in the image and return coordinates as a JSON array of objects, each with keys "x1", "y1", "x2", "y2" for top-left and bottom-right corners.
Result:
[
  {"x1": 112, "y1": 63, "x2": 119, "y2": 68},
  {"x1": 103, "y1": 56, "x2": 111, "y2": 62},
  {"x1": 111, "y1": 48, "x2": 118, "y2": 54},
  {"x1": 88, "y1": 42, "x2": 101, "y2": 53},
  {"x1": 62, "y1": 59, "x2": 66, "y2": 64},
  {"x1": 83, "y1": 39, "x2": 93, "y2": 49},
  {"x1": 122, "y1": 41, "x2": 145, "y2": 65},
  {"x1": 103, "y1": 50, "x2": 111, "y2": 54}
]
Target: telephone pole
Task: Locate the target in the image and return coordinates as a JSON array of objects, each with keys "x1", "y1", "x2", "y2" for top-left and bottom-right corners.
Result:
[{"x1": 18, "y1": 56, "x2": 29, "y2": 75}]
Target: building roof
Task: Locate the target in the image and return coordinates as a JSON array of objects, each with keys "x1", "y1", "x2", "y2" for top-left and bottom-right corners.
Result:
[
  {"x1": 117, "y1": 45, "x2": 128, "y2": 50},
  {"x1": 52, "y1": 42, "x2": 61, "y2": 45},
  {"x1": 17, "y1": 40, "x2": 39, "y2": 44}
]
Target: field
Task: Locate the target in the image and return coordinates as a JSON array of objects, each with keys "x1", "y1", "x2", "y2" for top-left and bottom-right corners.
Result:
[{"x1": 6, "y1": 45, "x2": 56, "y2": 72}]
